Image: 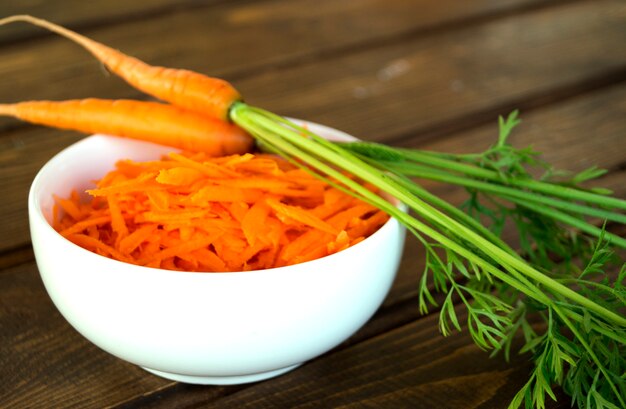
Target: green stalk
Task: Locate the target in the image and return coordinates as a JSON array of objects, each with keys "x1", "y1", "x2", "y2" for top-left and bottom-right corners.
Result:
[
  {"x1": 560, "y1": 307, "x2": 626, "y2": 344},
  {"x1": 383, "y1": 162, "x2": 626, "y2": 247},
  {"x1": 556, "y1": 279, "x2": 626, "y2": 305},
  {"x1": 231, "y1": 104, "x2": 626, "y2": 408},
  {"x1": 385, "y1": 171, "x2": 518, "y2": 257},
  {"x1": 311, "y1": 142, "x2": 626, "y2": 326},
  {"x1": 231, "y1": 103, "x2": 626, "y2": 328},
  {"x1": 394, "y1": 148, "x2": 626, "y2": 210},
  {"x1": 385, "y1": 162, "x2": 626, "y2": 226},
  {"x1": 232, "y1": 107, "x2": 402, "y2": 218},
  {"x1": 498, "y1": 194, "x2": 626, "y2": 249},
  {"x1": 349, "y1": 152, "x2": 515, "y2": 256}
]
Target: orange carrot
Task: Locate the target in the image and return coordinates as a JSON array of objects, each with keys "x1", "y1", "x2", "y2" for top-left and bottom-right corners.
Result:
[
  {"x1": 266, "y1": 198, "x2": 339, "y2": 235},
  {"x1": 66, "y1": 233, "x2": 134, "y2": 263},
  {"x1": 0, "y1": 15, "x2": 241, "y2": 120},
  {"x1": 53, "y1": 151, "x2": 389, "y2": 272},
  {"x1": 0, "y1": 99, "x2": 253, "y2": 155},
  {"x1": 58, "y1": 215, "x2": 111, "y2": 237}
]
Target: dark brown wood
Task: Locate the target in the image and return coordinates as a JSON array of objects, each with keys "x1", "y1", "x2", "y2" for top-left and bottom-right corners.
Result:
[
  {"x1": 0, "y1": 128, "x2": 83, "y2": 255},
  {"x1": 0, "y1": 262, "x2": 175, "y2": 408},
  {"x1": 0, "y1": 245, "x2": 33, "y2": 272},
  {"x1": 233, "y1": 0, "x2": 626, "y2": 141},
  {"x1": 0, "y1": 1, "x2": 222, "y2": 43},
  {"x1": 405, "y1": 85, "x2": 626, "y2": 173}
]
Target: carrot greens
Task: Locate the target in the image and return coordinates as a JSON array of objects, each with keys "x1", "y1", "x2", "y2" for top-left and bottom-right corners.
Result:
[{"x1": 230, "y1": 104, "x2": 626, "y2": 409}]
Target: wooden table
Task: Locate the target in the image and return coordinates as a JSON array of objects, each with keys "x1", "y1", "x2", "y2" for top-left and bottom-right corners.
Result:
[{"x1": 1, "y1": 1, "x2": 624, "y2": 407}]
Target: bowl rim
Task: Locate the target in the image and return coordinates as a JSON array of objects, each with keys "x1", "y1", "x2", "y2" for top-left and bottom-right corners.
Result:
[{"x1": 29, "y1": 121, "x2": 405, "y2": 277}]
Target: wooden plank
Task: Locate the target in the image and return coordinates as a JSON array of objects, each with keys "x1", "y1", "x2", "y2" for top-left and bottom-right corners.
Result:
[
  {"x1": 0, "y1": 0, "x2": 552, "y2": 113},
  {"x1": 0, "y1": 245, "x2": 33, "y2": 271},
  {"x1": 0, "y1": 1, "x2": 217, "y2": 43},
  {"x1": 0, "y1": 128, "x2": 83, "y2": 257},
  {"x1": 402, "y1": 91, "x2": 626, "y2": 173},
  {"x1": 0, "y1": 262, "x2": 180, "y2": 408}
]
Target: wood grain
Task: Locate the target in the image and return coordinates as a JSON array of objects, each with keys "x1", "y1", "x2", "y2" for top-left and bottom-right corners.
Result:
[
  {"x1": 0, "y1": 0, "x2": 221, "y2": 43},
  {"x1": 0, "y1": 262, "x2": 176, "y2": 409},
  {"x1": 0, "y1": 245, "x2": 33, "y2": 271},
  {"x1": 403, "y1": 86, "x2": 626, "y2": 172},
  {"x1": 0, "y1": 128, "x2": 83, "y2": 256}
]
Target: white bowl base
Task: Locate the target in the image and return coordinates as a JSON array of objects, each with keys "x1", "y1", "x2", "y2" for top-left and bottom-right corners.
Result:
[{"x1": 141, "y1": 363, "x2": 302, "y2": 385}]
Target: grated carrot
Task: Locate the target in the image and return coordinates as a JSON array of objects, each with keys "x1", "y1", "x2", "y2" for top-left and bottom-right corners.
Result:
[{"x1": 52, "y1": 151, "x2": 390, "y2": 272}]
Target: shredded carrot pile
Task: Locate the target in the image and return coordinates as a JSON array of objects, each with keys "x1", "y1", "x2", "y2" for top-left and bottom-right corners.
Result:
[{"x1": 52, "y1": 152, "x2": 389, "y2": 272}]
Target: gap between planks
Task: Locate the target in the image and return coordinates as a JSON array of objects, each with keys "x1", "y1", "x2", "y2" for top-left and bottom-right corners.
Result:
[
  {"x1": 0, "y1": 0, "x2": 245, "y2": 47},
  {"x1": 221, "y1": 0, "x2": 588, "y2": 82},
  {"x1": 388, "y1": 66, "x2": 626, "y2": 148},
  {"x1": 0, "y1": 244, "x2": 34, "y2": 272}
]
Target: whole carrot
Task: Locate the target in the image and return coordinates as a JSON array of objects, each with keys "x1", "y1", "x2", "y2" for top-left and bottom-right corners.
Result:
[
  {"x1": 0, "y1": 99, "x2": 253, "y2": 155},
  {"x1": 0, "y1": 15, "x2": 241, "y2": 121}
]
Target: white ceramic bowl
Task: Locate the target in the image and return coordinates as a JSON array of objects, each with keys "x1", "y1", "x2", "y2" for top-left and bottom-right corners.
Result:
[{"x1": 28, "y1": 121, "x2": 405, "y2": 385}]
